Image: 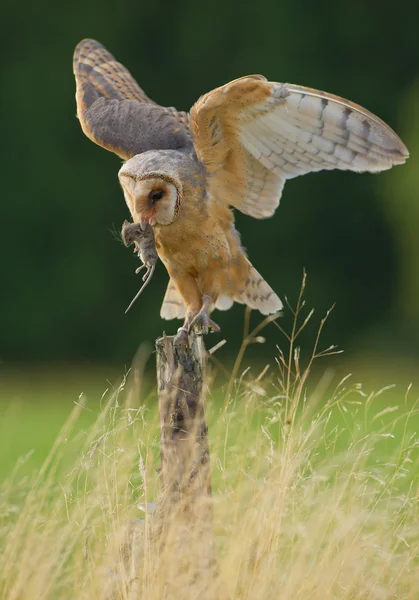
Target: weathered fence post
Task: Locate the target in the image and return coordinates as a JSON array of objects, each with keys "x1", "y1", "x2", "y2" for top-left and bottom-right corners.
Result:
[
  {"x1": 154, "y1": 331, "x2": 216, "y2": 587},
  {"x1": 104, "y1": 332, "x2": 223, "y2": 600},
  {"x1": 155, "y1": 331, "x2": 211, "y2": 513}
]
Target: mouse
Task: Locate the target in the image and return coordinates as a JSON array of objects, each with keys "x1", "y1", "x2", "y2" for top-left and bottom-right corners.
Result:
[{"x1": 121, "y1": 220, "x2": 159, "y2": 314}]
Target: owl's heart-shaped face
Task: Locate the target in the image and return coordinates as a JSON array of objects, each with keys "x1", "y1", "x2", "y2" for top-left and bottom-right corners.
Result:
[{"x1": 119, "y1": 173, "x2": 181, "y2": 227}]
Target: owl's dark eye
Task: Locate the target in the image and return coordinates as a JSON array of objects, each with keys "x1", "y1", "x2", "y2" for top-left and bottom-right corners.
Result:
[{"x1": 149, "y1": 190, "x2": 163, "y2": 203}]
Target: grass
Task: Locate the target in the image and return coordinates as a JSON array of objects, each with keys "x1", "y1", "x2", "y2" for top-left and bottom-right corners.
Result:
[
  {"x1": 1, "y1": 279, "x2": 419, "y2": 599},
  {"x1": 0, "y1": 368, "x2": 115, "y2": 479}
]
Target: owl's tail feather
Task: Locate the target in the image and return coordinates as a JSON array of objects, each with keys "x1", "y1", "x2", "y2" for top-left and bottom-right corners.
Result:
[
  {"x1": 160, "y1": 280, "x2": 186, "y2": 320},
  {"x1": 234, "y1": 262, "x2": 283, "y2": 315},
  {"x1": 161, "y1": 280, "x2": 231, "y2": 320},
  {"x1": 160, "y1": 264, "x2": 282, "y2": 321}
]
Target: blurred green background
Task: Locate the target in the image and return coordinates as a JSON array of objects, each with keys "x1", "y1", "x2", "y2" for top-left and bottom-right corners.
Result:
[{"x1": 1, "y1": 0, "x2": 419, "y2": 474}]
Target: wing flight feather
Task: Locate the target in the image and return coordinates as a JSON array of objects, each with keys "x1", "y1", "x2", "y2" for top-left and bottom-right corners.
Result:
[
  {"x1": 190, "y1": 77, "x2": 408, "y2": 218},
  {"x1": 73, "y1": 39, "x2": 191, "y2": 159}
]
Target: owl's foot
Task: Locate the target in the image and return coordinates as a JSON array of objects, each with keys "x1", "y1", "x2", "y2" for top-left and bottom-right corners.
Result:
[
  {"x1": 188, "y1": 310, "x2": 220, "y2": 335},
  {"x1": 174, "y1": 326, "x2": 189, "y2": 347}
]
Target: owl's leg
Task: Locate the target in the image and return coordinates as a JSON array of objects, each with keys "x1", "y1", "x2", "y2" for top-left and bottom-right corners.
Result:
[
  {"x1": 169, "y1": 273, "x2": 202, "y2": 345},
  {"x1": 188, "y1": 295, "x2": 220, "y2": 335}
]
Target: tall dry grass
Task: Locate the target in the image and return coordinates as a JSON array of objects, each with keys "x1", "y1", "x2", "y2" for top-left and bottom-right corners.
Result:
[{"x1": 1, "y1": 276, "x2": 419, "y2": 599}]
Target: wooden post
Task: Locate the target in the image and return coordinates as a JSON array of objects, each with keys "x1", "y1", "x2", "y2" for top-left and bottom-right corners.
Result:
[
  {"x1": 104, "y1": 332, "x2": 221, "y2": 600},
  {"x1": 154, "y1": 331, "x2": 216, "y2": 588},
  {"x1": 155, "y1": 331, "x2": 211, "y2": 511}
]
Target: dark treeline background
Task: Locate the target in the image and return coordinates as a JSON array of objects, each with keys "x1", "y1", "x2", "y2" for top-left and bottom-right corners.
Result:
[{"x1": 1, "y1": 0, "x2": 419, "y2": 369}]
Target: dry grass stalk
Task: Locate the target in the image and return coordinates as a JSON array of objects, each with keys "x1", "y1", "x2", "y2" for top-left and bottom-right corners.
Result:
[{"x1": 1, "y1": 277, "x2": 419, "y2": 598}]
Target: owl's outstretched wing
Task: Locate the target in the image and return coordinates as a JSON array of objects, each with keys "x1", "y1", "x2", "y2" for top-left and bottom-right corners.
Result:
[
  {"x1": 190, "y1": 76, "x2": 409, "y2": 219},
  {"x1": 73, "y1": 39, "x2": 191, "y2": 160}
]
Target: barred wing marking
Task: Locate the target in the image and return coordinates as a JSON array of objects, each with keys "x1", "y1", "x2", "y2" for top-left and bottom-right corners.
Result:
[
  {"x1": 190, "y1": 76, "x2": 408, "y2": 218},
  {"x1": 73, "y1": 39, "x2": 191, "y2": 159}
]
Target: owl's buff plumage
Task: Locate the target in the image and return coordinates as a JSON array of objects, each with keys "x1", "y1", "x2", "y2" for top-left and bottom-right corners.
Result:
[{"x1": 73, "y1": 39, "x2": 408, "y2": 337}]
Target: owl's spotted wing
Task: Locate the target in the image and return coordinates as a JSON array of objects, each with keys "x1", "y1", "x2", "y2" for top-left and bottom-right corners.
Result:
[
  {"x1": 73, "y1": 39, "x2": 191, "y2": 159},
  {"x1": 190, "y1": 76, "x2": 409, "y2": 218}
]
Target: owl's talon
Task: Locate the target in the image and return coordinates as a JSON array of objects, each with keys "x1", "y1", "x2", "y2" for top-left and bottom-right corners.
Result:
[
  {"x1": 188, "y1": 311, "x2": 220, "y2": 335},
  {"x1": 174, "y1": 326, "x2": 189, "y2": 347},
  {"x1": 209, "y1": 319, "x2": 221, "y2": 333}
]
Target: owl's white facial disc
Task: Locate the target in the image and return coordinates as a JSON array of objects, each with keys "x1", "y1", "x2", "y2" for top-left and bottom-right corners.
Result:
[{"x1": 119, "y1": 173, "x2": 180, "y2": 226}]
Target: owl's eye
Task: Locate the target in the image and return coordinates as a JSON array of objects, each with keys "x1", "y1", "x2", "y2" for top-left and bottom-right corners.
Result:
[{"x1": 149, "y1": 190, "x2": 163, "y2": 203}]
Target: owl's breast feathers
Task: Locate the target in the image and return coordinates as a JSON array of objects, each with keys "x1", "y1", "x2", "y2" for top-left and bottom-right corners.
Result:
[{"x1": 154, "y1": 192, "x2": 248, "y2": 293}]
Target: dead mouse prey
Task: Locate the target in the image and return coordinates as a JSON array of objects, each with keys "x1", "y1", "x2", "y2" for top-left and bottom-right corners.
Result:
[{"x1": 121, "y1": 220, "x2": 158, "y2": 313}]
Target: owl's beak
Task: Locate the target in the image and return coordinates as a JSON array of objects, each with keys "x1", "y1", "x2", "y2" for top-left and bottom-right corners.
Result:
[{"x1": 139, "y1": 207, "x2": 156, "y2": 228}]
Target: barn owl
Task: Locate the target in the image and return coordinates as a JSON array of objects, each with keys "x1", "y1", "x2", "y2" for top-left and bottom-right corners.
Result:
[{"x1": 73, "y1": 39, "x2": 408, "y2": 342}]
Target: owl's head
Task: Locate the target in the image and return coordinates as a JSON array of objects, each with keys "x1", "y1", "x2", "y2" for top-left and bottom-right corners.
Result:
[{"x1": 119, "y1": 152, "x2": 184, "y2": 227}]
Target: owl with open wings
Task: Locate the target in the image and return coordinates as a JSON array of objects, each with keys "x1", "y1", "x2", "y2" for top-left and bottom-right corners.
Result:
[{"x1": 73, "y1": 39, "x2": 408, "y2": 342}]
